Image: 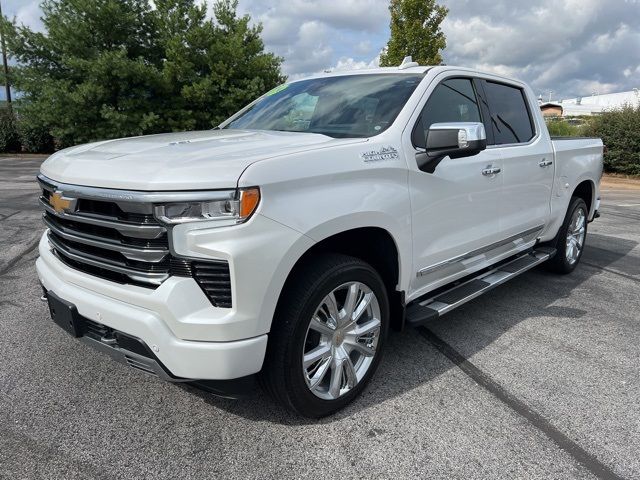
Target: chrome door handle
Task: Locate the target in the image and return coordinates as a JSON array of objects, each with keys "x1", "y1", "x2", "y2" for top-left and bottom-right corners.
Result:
[
  {"x1": 539, "y1": 159, "x2": 553, "y2": 167},
  {"x1": 482, "y1": 166, "x2": 501, "y2": 176}
]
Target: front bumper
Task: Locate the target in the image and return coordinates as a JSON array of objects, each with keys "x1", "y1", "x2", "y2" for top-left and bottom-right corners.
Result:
[
  {"x1": 36, "y1": 210, "x2": 314, "y2": 381},
  {"x1": 40, "y1": 289, "x2": 257, "y2": 396},
  {"x1": 37, "y1": 235, "x2": 267, "y2": 380}
]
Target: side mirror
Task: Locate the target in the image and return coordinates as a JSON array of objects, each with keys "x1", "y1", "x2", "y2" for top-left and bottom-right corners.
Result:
[{"x1": 417, "y1": 122, "x2": 487, "y2": 173}]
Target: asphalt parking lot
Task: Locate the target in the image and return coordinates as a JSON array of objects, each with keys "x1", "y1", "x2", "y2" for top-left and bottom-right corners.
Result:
[{"x1": 1, "y1": 155, "x2": 639, "y2": 480}]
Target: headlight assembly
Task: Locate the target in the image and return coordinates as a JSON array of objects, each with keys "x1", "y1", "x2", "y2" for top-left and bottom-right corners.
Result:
[{"x1": 154, "y1": 187, "x2": 260, "y2": 225}]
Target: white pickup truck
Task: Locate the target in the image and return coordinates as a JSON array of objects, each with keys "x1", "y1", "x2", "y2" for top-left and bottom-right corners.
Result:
[{"x1": 36, "y1": 62, "x2": 603, "y2": 417}]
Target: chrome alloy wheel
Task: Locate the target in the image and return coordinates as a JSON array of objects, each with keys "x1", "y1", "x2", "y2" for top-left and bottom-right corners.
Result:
[
  {"x1": 302, "y1": 282, "x2": 381, "y2": 400},
  {"x1": 566, "y1": 206, "x2": 586, "y2": 265}
]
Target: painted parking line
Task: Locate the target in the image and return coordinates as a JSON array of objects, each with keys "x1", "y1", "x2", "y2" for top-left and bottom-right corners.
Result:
[{"x1": 417, "y1": 327, "x2": 625, "y2": 480}]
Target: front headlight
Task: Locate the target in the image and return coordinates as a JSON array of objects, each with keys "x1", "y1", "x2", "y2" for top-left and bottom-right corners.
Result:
[{"x1": 154, "y1": 187, "x2": 260, "y2": 225}]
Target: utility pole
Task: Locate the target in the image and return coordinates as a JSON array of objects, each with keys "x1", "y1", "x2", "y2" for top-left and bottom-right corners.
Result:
[{"x1": 0, "y1": 0, "x2": 12, "y2": 111}]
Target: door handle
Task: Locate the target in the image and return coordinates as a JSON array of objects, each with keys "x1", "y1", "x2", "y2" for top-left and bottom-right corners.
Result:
[
  {"x1": 482, "y1": 166, "x2": 501, "y2": 176},
  {"x1": 539, "y1": 159, "x2": 553, "y2": 167}
]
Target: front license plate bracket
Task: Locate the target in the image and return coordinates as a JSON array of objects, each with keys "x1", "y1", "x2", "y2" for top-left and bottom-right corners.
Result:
[{"x1": 46, "y1": 290, "x2": 84, "y2": 337}]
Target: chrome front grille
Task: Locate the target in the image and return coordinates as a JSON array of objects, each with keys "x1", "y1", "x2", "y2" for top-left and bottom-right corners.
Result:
[
  {"x1": 39, "y1": 176, "x2": 171, "y2": 287},
  {"x1": 38, "y1": 175, "x2": 234, "y2": 306}
]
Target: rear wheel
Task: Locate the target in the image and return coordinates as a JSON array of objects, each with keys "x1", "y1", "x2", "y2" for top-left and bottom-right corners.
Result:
[
  {"x1": 261, "y1": 254, "x2": 389, "y2": 418},
  {"x1": 546, "y1": 196, "x2": 588, "y2": 274}
]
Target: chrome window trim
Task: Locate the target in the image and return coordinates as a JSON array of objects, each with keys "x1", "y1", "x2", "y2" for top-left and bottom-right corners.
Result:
[
  {"x1": 38, "y1": 174, "x2": 237, "y2": 204},
  {"x1": 417, "y1": 225, "x2": 544, "y2": 277},
  {"x1": 407, "y1": 69, "x2": 543, "y2": 151},
  {"x1": 409, "y1": 75, "x2": 485, "y2": 151},
  {"x1": 481, "y1": 79, "x2": 540, "y2": 149},
  {"x1": 486, "y1": 132, "x2": 541, "y2": 149}
]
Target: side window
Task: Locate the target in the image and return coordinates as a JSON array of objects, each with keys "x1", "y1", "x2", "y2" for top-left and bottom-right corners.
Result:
[
  {"x1": 412, "y1": 78, "x2": 482, "y2": 148},
  {"x1": 483, "y1": 81, "x2": 535, "y2": 145}
]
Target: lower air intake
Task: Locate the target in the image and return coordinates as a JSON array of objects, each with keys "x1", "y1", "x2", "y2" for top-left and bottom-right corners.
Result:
[
  {"x1": 192, "y1": 261, "x2": 233, "y2": 308},
  {"x1": 169, "y1": 257, "x2": 233, "y2": 308}
]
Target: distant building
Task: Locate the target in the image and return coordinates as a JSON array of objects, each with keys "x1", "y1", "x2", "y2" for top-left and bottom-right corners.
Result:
[
  {"x1": 539, "y1": 102, "x2": 563, "y2": 117},
  {"x1": 544, "y1": 89, "x2": 640, "y2": 117}
]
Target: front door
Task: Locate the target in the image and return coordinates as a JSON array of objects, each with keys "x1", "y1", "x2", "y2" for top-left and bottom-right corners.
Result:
[{"x1": 405, "y1": 76, "x2": 504, "y2": 297}]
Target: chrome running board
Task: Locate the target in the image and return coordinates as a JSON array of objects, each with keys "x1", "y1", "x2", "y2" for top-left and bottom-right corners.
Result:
[{"x1": 406, "y1": 248, "x2": 555, "y2": 327}]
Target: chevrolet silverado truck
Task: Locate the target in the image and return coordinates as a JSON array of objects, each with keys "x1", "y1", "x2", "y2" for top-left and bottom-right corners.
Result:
[{"x1": 36, "y1": 61, "x2": 603, "y2": 417}]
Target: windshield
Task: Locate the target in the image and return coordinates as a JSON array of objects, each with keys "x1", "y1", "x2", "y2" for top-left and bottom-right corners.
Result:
[{"x1": 222, "y1": 74, "x2": 424, "y2": 138}]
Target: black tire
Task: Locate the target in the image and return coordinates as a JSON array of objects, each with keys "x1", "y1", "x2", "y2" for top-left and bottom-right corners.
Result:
[
  {"x1": 260, "y1": 253, "x2": 390, "y2": 418},
  {"x1": 545, "y1": 196, "x2": 588, "y2": 274}
]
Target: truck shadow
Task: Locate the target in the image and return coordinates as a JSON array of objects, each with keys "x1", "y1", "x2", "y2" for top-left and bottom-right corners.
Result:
[{"x1": 184, "y1": 232, "x2": 639, "y2": 425}]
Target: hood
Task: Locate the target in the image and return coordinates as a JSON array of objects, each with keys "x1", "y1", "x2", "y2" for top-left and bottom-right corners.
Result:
[{"x1": 40, "y1": 129, "x2": 360, "y2": 190}]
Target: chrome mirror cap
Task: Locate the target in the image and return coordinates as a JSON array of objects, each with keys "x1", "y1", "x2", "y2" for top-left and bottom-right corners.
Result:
[
  {"x1": 418, "y1": 122, "x2": 488, "y2": 173},
  {"x1": 429, "y1": 122, "x2": 487, "y2": 148}
]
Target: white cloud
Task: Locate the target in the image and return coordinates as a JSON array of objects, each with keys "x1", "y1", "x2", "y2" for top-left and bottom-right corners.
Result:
[
  {"x1": 4, "y1": 0, "x2": 640, "y2": 98},
  {"x1": 276, "y1": 21, "x2": 334, "y2": 76},
  {"x1": 333, "y1": 55, "x2": 379, "y2": 71},
  {"x1": 282, "y1": 0, "x2": 388, "y2": 32},
  {"x1": 354, "y1": 40, "x2": 372, "y2": 55},
  {"x1": 440, "y1": 0, "x2": 640, "y2": 98},
  {"x1": 240, "y1": 0, "x2": 389, "y2": 77},
  {"x1": 2, "y1": 0, "x2": 42, "y2": 30}
]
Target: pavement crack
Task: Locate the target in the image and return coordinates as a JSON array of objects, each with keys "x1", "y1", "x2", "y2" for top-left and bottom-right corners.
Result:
[
  {"x1": 0, "y1": 238, "x2": 40, "y2": 278},
  {"x1": 416, "y1": 326, "x2": 626, "y2": 480},
  {"x1": 580, "y1": 261, "x2": 640, "y2": 284},
  {"x1": 0, "y1": 211, "x2": 19, "y2": 221},
  {"x1": 0, "y1": 300, "x2": 20, "y2": 308},
  {"x1": 598, "y1": 209, "x2": 640, "y2": 221}
]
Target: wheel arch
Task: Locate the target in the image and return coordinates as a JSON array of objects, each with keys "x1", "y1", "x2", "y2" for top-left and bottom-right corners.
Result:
[
  {"x1": 572, "y1": 179, "x2": 595, "y2": 216},
  {"x1": 274, "y1": 226, "x2": 406, "y2": 332}
]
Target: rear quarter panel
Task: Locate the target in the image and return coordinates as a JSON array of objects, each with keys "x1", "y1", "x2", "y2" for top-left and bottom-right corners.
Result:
[{"x1": 542, "y1": 137, "x2": 603, "y2": 241}]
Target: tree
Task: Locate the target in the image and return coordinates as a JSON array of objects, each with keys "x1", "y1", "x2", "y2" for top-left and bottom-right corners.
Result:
[
  {"x1": 379, "y1": 0, "x2": 448, "y2": 67},
  {"x1": 3, "y1": 0, "x2": 284, "y2": 148}
]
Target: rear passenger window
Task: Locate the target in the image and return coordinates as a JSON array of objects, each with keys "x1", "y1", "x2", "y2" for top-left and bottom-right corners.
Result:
[
  {"x1": 483, "y1": 81, "x2": 535, "y2": 144},
  {"x1": 413, "y1": 78, "x2": 482, "y2": 148}
]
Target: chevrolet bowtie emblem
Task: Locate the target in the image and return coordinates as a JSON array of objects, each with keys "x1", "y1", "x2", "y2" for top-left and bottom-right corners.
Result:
[{"x1": 49, "y1": 192, "x2": 73, "y2": 214}]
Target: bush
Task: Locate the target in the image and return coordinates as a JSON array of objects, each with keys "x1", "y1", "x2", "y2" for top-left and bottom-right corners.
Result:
[
  {"x1": 19, "y1": 119, "x2": 54, "y2": 153},
  {"x1": 584, "y1": 104, "x2": 640, "y2": 176},
  {"x1": 0, "y1": 108, "x2": 21, "y2": 153},
  {"x1": 546, "y1": 119, "x2": 581, "y2": 137}
]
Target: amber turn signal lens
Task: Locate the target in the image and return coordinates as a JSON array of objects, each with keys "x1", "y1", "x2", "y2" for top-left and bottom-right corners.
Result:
[{"x1": 239, "y1": 188, "x2": 260, "y2": 219}]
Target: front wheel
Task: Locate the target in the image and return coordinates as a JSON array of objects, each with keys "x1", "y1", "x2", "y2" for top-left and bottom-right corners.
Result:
[
  {"x1": 546, "y1": 196, "x2": 588, "y2": 274},
  {"x1": 261, "y1": 254, "x2": 389, "y2": 418}
]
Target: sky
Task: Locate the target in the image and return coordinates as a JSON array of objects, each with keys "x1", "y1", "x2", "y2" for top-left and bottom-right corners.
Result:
[{"x1": 1, "y1": 0, "x2": 640, "y2": 100}]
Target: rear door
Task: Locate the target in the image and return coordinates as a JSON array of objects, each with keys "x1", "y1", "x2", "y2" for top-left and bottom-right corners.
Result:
[
  {"x1": 404, "y1": 75, "x2": 504, "y2": 296},
  {"x1": 481, "y1": 80, "x2": 554, "y2": 238}
]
